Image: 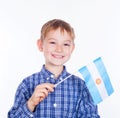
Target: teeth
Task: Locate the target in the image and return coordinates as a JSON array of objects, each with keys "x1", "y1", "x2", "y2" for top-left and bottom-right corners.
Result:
[{"x1": 52, "y1": 54, "x2": 63, "y2": 58}]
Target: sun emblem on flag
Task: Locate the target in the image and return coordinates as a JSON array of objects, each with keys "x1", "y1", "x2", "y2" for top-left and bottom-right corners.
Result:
[{"x1": 96, "y1": 78, "x2": 101, "y2": 85}]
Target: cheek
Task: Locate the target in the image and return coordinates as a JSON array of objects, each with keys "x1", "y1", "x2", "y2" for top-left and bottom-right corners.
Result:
[
  {"x1": 43, "y1": 43, "x2": 50, "y2": 51},
  {"x1": 64, "y1": 48, "x2": 73, "y2": 55},
  {"x1": 43, "y1": 45, "x2": 53, "y2": 54}
]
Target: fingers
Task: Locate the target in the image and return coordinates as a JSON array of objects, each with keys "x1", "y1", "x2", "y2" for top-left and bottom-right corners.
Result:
[
  {"x1": 36, "y1": 83, "x2": 55, "y2": 92},
  {"x1": 35, "y1": 83, "x2": 55, "y2": 100},
  {"x1": 37, "y1": 88, "x2": 49, "y2": 97},
  {"x1": 36, "y1": 83, "x2": 55, "y2": 98},
  {"x1": 27, "y1": 83, "x2": 55, "y2": 111}
]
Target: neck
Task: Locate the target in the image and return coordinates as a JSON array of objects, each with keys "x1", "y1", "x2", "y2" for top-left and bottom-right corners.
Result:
[{"x1": 45, "y1": 65, "x2": 64, "y2": 78}]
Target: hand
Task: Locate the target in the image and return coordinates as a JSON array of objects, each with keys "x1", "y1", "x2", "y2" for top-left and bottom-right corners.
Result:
[{"x1": 27, "y1": 83, "x2": 55, "y2": 112}]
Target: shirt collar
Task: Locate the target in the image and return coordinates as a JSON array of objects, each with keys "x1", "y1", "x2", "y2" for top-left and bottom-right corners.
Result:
[{"x1": 40, "y1": 65, "x2": 69, "y2": 80}]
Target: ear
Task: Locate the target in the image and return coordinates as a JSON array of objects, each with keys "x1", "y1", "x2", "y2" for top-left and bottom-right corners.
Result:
[{"x1": 37, "y1": 39, "x2": 43, "y2": 52}]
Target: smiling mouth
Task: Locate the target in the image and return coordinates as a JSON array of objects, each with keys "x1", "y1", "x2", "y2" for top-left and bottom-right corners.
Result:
[{"x1": 52, "y1": 54, "x2": 64, "y2": 59}]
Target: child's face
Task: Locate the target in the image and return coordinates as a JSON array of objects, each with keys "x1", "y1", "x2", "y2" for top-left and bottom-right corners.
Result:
[{"x1": 38, "y1": 28, "x2": 75, "y2": 67}]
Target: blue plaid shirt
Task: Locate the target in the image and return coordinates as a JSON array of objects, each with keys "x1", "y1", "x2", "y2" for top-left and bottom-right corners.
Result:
[{"x1": 8, "y1": 65, "x2": 100, "y2": 118}]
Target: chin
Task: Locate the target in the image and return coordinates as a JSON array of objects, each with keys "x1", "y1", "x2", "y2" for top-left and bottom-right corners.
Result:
[{"x1": 52, "y1": 61, "x2": 67, "y2": 66}]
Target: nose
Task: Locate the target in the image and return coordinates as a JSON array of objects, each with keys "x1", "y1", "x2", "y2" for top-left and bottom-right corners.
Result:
[{"x1": 55, "y1": 45, "x2": 63, "y2": 52}]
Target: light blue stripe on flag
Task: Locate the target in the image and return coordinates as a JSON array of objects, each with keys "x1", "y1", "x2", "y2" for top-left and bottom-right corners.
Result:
[{"x1": 78, "y1": 57, "x2": 114, "y2": 105}]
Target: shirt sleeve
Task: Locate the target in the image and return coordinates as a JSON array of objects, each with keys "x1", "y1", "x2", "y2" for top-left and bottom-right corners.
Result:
[
  {"x1": 76, "y1": 83, "x2": 100, "y2": 118},
  {"x1": 8, "y1": 82, "x2": 34, "y2": 118}
]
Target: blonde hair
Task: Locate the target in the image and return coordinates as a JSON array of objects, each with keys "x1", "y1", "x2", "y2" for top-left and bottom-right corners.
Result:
[{"x1": 40, "y1": 19, "x2": 75, "y2": 41}]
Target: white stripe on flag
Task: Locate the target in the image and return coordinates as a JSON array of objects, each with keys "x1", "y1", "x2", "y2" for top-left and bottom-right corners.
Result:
[{"x1": 87, "y1": 62, "x2": 108, "y2": 100}]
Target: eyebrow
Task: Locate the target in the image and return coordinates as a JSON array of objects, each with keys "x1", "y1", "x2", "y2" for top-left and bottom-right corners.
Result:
[{"x1": 47, "y1": 38, "x2": 73, "y2": 42}]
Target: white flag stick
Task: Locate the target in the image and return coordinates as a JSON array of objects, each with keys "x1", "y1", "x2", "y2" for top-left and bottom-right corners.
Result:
[{"x1": 55, "y1": 71, "x2": 79, "y2": 87}]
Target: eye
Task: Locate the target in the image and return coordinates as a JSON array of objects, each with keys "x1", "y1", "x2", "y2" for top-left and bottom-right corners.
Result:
[
  {"x1": 64, "y1": 43, "x2": 70, "y2": 46},
  {"x1": 49, "y1": 41, "x2": 56, "y2": 44}
]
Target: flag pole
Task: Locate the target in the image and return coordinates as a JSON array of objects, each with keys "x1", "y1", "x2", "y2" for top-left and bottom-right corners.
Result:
[{"x1": 55, "y1": 71, "x2": 79, "y2": 87}]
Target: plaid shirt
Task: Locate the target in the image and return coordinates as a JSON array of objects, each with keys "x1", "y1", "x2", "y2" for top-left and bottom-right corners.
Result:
[{"x1": 8, "y1": 65, "x2": 100, "y2": 118}]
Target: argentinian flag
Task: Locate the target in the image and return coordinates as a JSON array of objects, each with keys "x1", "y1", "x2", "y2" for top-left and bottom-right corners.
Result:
[{"x1": 79, "y1": 57, "x2": 114, "y2": 105}]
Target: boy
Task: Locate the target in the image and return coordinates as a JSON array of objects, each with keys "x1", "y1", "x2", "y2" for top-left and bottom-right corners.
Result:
[{"x1": 8, "y1": 19, "x2": 100, "y2": 118}]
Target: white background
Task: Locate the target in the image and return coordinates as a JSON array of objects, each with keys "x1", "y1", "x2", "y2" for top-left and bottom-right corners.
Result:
[{"x1": 0, "y1": 0, "x2": 120, "y2": 117}]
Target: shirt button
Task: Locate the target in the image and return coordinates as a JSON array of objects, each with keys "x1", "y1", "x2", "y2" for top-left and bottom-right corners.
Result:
[
  {"x1": 46, "y1": 77, "x2": 49, "y2": 80},
  {"x1": 30, "y1": 114, "x2": 34, "y2": 117},
  {"x1": 51, "y1": 75, "x2": 54, "y2": 78},
  {"x1": 60, "y1": 77, "x2": 63, "y2": 81},
  {"x1": 53, "y1": 103, "x2": 57, "y2": 108}
]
